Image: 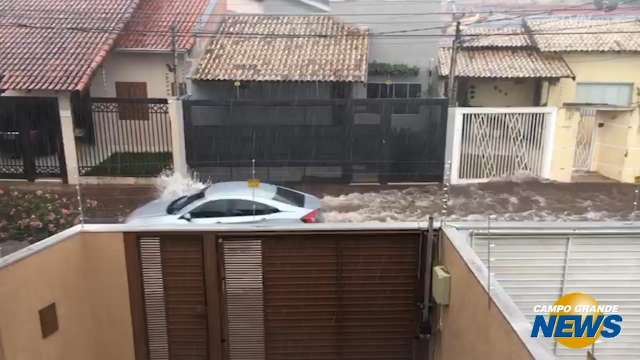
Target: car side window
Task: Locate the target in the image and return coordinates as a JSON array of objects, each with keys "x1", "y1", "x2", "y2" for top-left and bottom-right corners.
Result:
[
  {"x1": 228, "y1": 200, "x2": 279, "y2": 217},
  {"x1": 190, "y1": 199, "x2": 278, "y2": 218},
  {"x1": 189, "y1": 200, "x2": 229, "y2": 218}
]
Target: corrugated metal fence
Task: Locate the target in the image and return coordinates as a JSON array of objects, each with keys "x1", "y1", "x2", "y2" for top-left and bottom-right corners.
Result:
[{"x1": 472, "y1": 233, "x2": 640, "y2": 360}]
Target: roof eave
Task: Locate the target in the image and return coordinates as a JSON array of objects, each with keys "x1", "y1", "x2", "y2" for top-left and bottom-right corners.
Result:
[{"x1": 114, "y1": 48, "x2": 188, "y2": 54}]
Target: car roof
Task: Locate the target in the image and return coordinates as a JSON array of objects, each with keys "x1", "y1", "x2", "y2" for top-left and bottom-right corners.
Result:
[{"x1": 204, "y1": 181, "x2": 278, "y2": 199}]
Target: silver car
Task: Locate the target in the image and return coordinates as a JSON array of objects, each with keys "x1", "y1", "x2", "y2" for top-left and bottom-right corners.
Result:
[{"x1": 125, "y1": 181, "x2": 322, "y2": 225}]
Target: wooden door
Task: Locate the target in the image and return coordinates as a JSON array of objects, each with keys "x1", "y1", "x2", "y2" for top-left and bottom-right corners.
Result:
[{"x1": 125, "y1": 234, "x2": 224, "y2": 360}]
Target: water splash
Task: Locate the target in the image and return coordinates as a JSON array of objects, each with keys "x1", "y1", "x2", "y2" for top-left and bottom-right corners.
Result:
[{"x1": 155, "y1": 170, "x2": 208, "y2": 200}]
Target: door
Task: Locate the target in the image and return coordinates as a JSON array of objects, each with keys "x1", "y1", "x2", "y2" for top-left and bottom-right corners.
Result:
[
  {"x1": 350, "y1": 101, "x2": 386, "y2": 183},
  {"x1": 126, "y1": 234, "x2": 224, "y2": 360},
  {"x1": 126, "y1": 232, "x2": 423, "y2": 360},
  {"x1": 573, "y1": 108, "x2": 597, "y2": 171}
]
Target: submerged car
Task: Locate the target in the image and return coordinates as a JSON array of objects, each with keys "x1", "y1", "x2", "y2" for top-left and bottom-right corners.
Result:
[{"x1": 126, "y1": 181, "x2": 322, "y2": 225}]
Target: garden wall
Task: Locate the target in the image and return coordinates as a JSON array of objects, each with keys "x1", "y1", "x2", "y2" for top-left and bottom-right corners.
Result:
[
  {"x1": 0, "y1": 231, "x2": 134, "y2": 360},
  {"x1": 432, "y1": 232, "x2": 535, "y2": 360}
]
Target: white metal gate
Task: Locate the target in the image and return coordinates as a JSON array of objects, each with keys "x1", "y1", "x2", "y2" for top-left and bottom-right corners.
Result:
[
  {"x1": 573, "y1": 108, "x2": 597, "y2": 171},
  {"x1": 450, "y1": 107, "x2": 557, "y2": 184}
]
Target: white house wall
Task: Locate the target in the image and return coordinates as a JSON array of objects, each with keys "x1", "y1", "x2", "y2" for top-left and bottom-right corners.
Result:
[
  {"x1": 462, "y1": 78, "x2": 538, "y2": 107},
  {"x1": 89, "y1": 52, "x2": 182, "y2": 98},
  {"x1": 83, "y1": 52, "x2": 182, "y2": 179}
]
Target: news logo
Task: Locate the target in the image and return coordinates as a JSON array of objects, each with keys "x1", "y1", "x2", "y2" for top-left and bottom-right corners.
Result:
[{"x1": 530, "y1": 292, "x2": 623, "y2": 349}]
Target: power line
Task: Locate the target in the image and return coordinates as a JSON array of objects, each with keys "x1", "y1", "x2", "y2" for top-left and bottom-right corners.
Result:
[
  {"x1": 2, "y1": 19, "x2": 640, "y2": 39},
  {"x1": 3, "y1": 3, "x2": 638, "y2": 18},
  {"x1": 3, "y1": 2, "x2": 637, "y2": 33}
]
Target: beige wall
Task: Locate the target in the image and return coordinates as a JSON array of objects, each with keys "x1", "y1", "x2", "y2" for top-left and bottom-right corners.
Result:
[
  {"x1": 592, "y1": 110, "x2": 639, "y2": 181},
  {"x1": 89, "y1": 52, "x2": 181, "y2": 98},
  {"x1": 547, "y1": 53, "x2": 640, "y2": 183},
  {"x1": 462, "y1": 78, "x2": 538, "y2": 107},
  {"x1": 0, "y1": 232, "x2": 135, "y2": 360},
  {"x1": 432, "y1": 234, "x2": 533, "y2": 360},
  {"x1": 549, "y1": 107, "x2": 579, "y2": 182}
]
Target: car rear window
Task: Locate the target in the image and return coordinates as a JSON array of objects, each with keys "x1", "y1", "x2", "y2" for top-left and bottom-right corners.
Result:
[{"x1": 273, "y1": 186, "x2": 305, "y2": 207}]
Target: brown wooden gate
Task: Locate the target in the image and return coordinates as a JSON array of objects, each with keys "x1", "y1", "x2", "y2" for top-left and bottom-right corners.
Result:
[{"x1": 125, "y1": 231, "x2": 425, "y2": 360}]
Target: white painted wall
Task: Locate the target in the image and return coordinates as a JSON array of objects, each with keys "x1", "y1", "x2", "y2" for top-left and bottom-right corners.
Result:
[
  {"x1": 89, "y1": 51, "x2": 184, "y2": 98},
  {"x1": 461, "y1": 78, "x2": 538, "y2": 107}
]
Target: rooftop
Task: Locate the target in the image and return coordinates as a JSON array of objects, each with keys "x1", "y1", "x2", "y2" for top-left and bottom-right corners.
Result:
[
  {"x1": 116, "y1": 0, "x2": 214, "y2": 50},
  {"x1": 527, "y1": 16, "x2": 640, "y2": 52},
  {"x1": 0, "y1": 0, "x2": 138, "y2": 91},
  {"x1": 439, "y1": 15, "x2": 640, "y2": 78},
  {"x1": 438, "y1": 48, "x2": 574, "y2": 78},
  {"x1": 447, "y1": 15, "x2": 640, "y2": 52},
  {"x1": 193, "y1": 15, "x2": 369, "y2": 82}
]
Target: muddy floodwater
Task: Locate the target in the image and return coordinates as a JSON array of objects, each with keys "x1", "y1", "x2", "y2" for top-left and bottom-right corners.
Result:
[{"x1": 321, "y1": 180, "x2": 640, "y2": 223}]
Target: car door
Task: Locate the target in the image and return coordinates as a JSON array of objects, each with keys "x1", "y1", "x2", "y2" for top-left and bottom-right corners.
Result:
[{"x1": 188, "y1": 199, "x2": 280, "y2": 224}]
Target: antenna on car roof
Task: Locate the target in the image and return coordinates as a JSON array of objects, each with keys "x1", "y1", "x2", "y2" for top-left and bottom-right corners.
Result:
[{"x1": 252, "y1": 159, "x2": 256, "y2": 219}]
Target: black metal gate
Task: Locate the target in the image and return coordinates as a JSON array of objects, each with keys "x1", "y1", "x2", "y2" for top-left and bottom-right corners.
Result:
[
  {"x1": 0, "y1": 97, "x2": 66, "y2": 181},
  {"x1": 183, "y1": 98, "x2": 447, "y2": 184},
  {"x1": 73, "y1": 97, "x2": 173, "y2": 177}
]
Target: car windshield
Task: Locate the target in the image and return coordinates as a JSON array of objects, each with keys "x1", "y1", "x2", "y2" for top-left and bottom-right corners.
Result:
[
  {"x1": 273, "y1": 186, "x2": 305, "y2": 207},
  {"x1": 166, "y1": 187, "x2": 207, "y2": 214}
]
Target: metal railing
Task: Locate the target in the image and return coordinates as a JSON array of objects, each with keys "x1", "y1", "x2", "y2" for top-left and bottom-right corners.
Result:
[
  {"x1": 76, "y1": 98, "x2": 173, "y2": 177},
  {"x1": 450, "y1": 107, "x2": 557, "y2": 184}
]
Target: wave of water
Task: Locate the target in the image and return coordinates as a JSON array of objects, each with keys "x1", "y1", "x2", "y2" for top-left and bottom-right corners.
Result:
[{"x1": 155, "y1": 170, "x2": 208, "y2": 200}]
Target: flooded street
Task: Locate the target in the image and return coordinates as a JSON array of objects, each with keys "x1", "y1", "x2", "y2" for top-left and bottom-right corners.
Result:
[{"x1": 321, "y1": 180, "x2": 640, "y2": 223}]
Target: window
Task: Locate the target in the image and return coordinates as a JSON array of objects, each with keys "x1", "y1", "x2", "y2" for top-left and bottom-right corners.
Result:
[
  {"x1": 575, "y1": 82, "x2": 633, "y2": 107},
  {"x1": 115, "y1": 82, "x2": 149, "y2": 120},
  {"x1": 367, "y1": 83, "x2": 422, "y2": 99},
  {"x1": 190, "y1": 199, "x2": 279, "y2": 218},
  {"x1": 274, "y1": 186, "x2": 305, "y2": 207},
  {"x1": 167, "y1": 187, "x2": 207, "y2": 214}
]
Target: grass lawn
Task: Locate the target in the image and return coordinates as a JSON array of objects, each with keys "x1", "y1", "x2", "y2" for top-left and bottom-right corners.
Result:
[{"x1": 83, "y1": 152, "x2": 172, "y2": 177}]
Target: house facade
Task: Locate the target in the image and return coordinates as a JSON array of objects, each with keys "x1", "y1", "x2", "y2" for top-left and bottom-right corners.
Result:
[
  {"x1": 235, "y1": 0, "x2": 449, "y2": 100},
  {"x1": 0, "y1": 0, "x2": 141, "y2": 184},
  {"x1": 184, "y1": 14, "x2": 449, "y2": 184},
  {"x1": 0, "y1": 0, "x2": 222, "y2": 184},
  {"x1": 440, "y1": 16, "x2": 640, "y2": 184}
]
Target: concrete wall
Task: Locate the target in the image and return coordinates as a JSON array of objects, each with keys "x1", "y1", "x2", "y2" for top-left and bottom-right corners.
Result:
[
  {"x1": 432, "y1": 233, "x2": 534, "y2": 360},
  {"x1": 461, "y1": 78, "x2": 538, "y2": 107},
  {"x1": 0, "y1": 232, "x2": 135, "y2": 360},
  {"x1": 547, "y1": 53, "x2": 640, "y2": 183}
]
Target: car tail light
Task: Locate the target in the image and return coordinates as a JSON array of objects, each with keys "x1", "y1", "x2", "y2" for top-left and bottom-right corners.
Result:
[{"x1": 301, "y1": 209, "x2": 320, "y2": 223}]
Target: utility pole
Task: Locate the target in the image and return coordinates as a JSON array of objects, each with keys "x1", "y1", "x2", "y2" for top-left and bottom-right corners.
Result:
[
  {"x1": 171, "y1": 23, "x2": 179, "y2": 96},
  {"x1": 447, "y1": 21, "x2": 461, "y2": 106}
]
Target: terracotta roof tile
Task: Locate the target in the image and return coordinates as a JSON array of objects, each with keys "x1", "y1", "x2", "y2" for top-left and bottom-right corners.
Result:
[
  {"x1": 116, "y1": 0, "x2": 211, "y2": 50},
  {"x1": 527, "y1": 17, "x2": 640, "y2": 52},
  {"x1": 193, "y1": 16, "x2": 368, "y2": 82},
  {"x1": 438, "y1": 48, "x2": 574, "y2": 78},
  {"x1": 0, "y1": 0, "x2": 139, "y2": 91}
]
